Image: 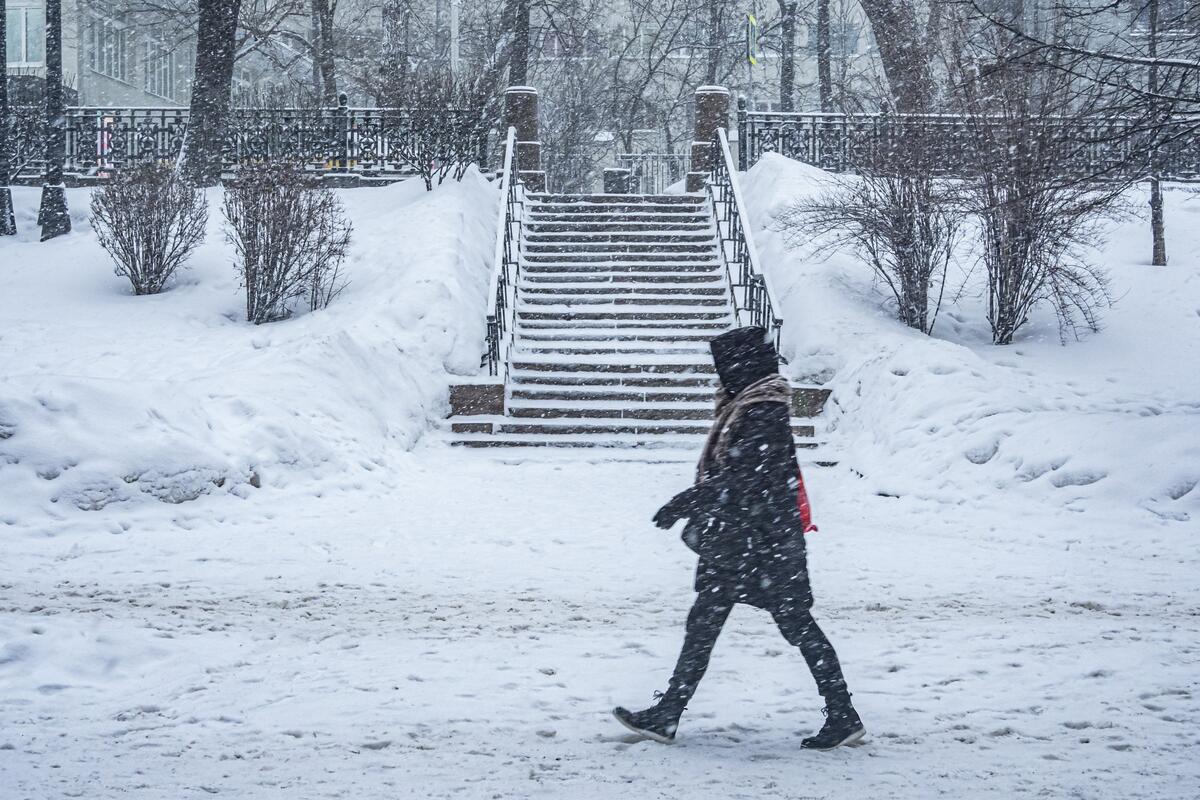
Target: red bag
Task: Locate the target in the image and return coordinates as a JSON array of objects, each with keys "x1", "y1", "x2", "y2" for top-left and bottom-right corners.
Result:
[{"x1": 796, "y1": 468, "x2": 818, "y2": 534}]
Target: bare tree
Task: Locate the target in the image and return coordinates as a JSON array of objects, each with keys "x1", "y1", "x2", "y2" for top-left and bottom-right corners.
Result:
[
  {"x1": 182, "y1": 0, "x2": 244, "y2": 186},
  {"x1": 968, "y1": 0, "x2": 1200, "y2": 267}
]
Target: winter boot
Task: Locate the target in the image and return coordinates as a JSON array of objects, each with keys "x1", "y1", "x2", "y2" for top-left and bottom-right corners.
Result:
[
  {"x1": 612, "y1": 691, "x2": 687, "y2": 744},
  {"x1": 801, "y1": 690, "x2": 865, "y2": 751}
]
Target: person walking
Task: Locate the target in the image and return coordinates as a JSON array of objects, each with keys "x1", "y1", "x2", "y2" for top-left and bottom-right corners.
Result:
[{"x1": 613, "y1": 326, "x2": 865, "y2": 750}]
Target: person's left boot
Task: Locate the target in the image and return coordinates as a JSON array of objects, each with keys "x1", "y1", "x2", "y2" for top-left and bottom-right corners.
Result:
[
  {"x1": 612, "y1": 691, "x2": 686, "y2": 744},
  {"x1": 801, "y1": 690, "x2": 865, "y2": 750}
]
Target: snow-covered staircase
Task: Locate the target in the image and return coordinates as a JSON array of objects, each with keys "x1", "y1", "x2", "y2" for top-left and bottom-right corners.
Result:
[{"x1": 446, "y1": 192, "x2": 828, "y2": 458}]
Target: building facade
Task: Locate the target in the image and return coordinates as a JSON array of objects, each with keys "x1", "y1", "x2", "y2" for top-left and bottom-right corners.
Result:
[{"x1": 5, "y1": 0, "x2": 196, "y2": 105}]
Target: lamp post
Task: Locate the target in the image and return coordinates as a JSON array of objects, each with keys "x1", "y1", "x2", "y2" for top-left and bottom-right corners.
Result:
[
  {"x1": 38, "y1": 0, "x2": 70, "y2": 241},
  {"x1": 1, "y1": 5, "x2": 17, "y2": 235}
]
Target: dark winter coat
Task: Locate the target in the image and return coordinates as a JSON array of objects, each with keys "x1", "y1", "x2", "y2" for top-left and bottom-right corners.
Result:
[{"x1": 657, "y1": 327, "x2": 813, "y2": 611}]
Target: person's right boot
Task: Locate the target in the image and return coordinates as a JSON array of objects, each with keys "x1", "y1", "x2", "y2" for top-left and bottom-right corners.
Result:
[
  {"x1": 612, "y1": 690, "x2": 687, "y2": 744},
  {"x1": 801, "y1": 689, "x2": 865, "y2": 750}
]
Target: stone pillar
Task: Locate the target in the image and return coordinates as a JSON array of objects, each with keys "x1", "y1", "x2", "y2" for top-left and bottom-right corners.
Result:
[
  {"x1": 603, "y1": 167, "x2": 633, "y2": 194},
  {"x1": 686, "y1": 85, "x2": 731, "y2": 192},
  {"x1": 504, "y1": 86, "x2": 546, "y2": 192}
]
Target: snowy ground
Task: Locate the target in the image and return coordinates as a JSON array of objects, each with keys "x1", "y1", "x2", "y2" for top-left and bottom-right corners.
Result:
[
  {"x1": 3, "y1": 164, "x2": 1199, "y2": 798},
  {"x1": 1, "y1": 453, "x2": 1197, "y2": 799}
]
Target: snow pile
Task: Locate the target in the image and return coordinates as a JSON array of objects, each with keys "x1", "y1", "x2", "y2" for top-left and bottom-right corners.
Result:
[
  {"x1": 742, "y1": 152, "x2": 1200, "y2": 521},
  {"x1": 0, "y1": 171, "x2": 496, "y2": 517}
]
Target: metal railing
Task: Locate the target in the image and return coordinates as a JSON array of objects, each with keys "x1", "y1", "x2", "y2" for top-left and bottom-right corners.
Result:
[
  {"x1": 483, "y1": 126, "x2": 524, "y2": 377},
  {"x1": 708, "y1": 127, "x2": 783, "y2": 354},
  {"x1": 3, "y1": 99, "x2": 489, "y2": 182},
  {"x1": 614, "y1": 152, "x2": 691, "y2": 194},
  {"x1": 737, "y1": 107, "x2": 1200, "y2": 181}
]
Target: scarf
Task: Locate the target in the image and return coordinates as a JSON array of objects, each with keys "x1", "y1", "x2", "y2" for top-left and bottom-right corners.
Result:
[{"x1": 695, "y1": 374, "x2": 792, "y2": 481}]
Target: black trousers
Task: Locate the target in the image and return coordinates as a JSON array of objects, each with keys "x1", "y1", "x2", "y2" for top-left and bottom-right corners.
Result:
[{"x1": 665, "y1": 585, "x2": 849, "y2": 707}]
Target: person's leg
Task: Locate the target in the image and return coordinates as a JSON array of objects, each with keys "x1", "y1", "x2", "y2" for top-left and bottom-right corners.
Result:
[
  {"x1": 613, "y1": 586, "x2": 734, "y2": 742},
  {"x1": 770, "y1": 601, "x2": 865, "y2": 749},
  {"x1": 770, "y1": 604, "x2": 848, "y2": 698},
  {"x1": 662, "y1": 586, "x2": 736, "y2": 707}
]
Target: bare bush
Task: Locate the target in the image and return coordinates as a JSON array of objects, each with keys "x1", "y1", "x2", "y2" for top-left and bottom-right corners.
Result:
[
  {"x1": 777, "y1": 173, "x2": 962, "y2": 334},
  {"x1": 89, "y1": 164, "x2": 208, "y2": 295},
  {"x1": 946, "y1": 12, "x2": 1117, "y2": 345},
  {"x1": 222, "y1": 165, "x2": 352, "y2": 324}
]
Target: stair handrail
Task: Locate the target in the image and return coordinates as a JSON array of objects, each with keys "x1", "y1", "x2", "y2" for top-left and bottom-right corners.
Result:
[
  {"x1": 708, "y1": 126, "x2": 784, "y2": 353},
  {"x1": 483, "y1": 126, "x2": 524, "y2": 377}
]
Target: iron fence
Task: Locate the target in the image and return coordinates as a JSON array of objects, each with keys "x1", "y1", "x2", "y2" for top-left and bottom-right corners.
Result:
[
  {"x1": 614, "y1": 152, "x2": 691, "y2": 194},
  {"x1": 737, "y1": 105, "x2": 1200, "y2": 181},
  {"x1": 3, "y1": 99, "x2": 489, "y2": 183}
]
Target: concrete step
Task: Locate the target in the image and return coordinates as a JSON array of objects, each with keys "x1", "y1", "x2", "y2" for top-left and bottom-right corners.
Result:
[
  {"x1": 521, "y1": 273, "x2": 725, "y2": 284},
  {"x1": 449, "y1": 418, "x2": 816, "y2": 437},
  {"x1": 512, "y1": 360, "x2": 716, "y2": 373},
  {"x1": 525, "y1": 221, "x2": 712, "y2": 233},
  {"x1": 528, "y1": 196, "x2": 705, "y2": 213},
  {"x1": 510, "y1": 372, "x2": 717, "y2": 387},
  {"x1": 524, "y1": 231, "x2": 715, "y2": 243},
  {"x1": 515, "y1": 319, "x2": 729, "y2": 330},
  {"x1": 529, "y1": 193, "x2": 704, "y2": 203},
  {"x1": 510, "y1": 387, "x2": 715, "y2": 402},
  {"x1": 527, "y1": 212, "x2": 710, "y2": 225},
  {"x1": 515, "y1": 345, "x2": 711, "y2": 357},
  {"x1": 520, "y1": 262, "x2": 715, "y2": 272},
  {"x1": 508, "y1": 404, "x2": 714, "y2": 421},
  {"x1": 447, "y1": 433, "x2": 822, "y2": 450},
  {"x1": 518, "y1": 295, "x2": 728, "y2": 307},
  {"x1": 519, "y1": 285, "x2": 726, "y2": 296},
  {"x1": 523, "y1": 243, "x2": 718, "y2": 256},
  {"x1": 515, "y1": 330, "x2": 720, "y2": 342},
  {"x1": 516, "y1": 310, "x2": 732, "y2": 322}
]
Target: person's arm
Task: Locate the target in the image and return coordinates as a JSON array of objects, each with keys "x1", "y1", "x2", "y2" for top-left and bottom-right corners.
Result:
[{"x1": 653, "y1": 403, "x2": 799, "y2": 530}]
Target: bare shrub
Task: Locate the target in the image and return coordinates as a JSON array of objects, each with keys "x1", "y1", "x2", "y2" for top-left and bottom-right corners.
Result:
[
  {"x1": 945, "y1": 8, "x2": 1117, "y2": 345},
  {"x1": 775, "y1": 144, "x2": 963, "y2": 335},
  {"x1": 89, "y1": 164, "x2": 208, "y2": 295},
  {"x1": 222, "y1": 164, "x2": 351, "y2": 324}
]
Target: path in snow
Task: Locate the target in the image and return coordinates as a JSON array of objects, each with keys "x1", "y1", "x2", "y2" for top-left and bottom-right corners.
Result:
[{"x1": 1, "y1": 451, "x2": 1197, "y2": 799}]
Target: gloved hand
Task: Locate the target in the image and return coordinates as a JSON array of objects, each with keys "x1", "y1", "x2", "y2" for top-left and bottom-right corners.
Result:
[{"x1": 652, "y1": 491, "x2": 692, "y2": 530}]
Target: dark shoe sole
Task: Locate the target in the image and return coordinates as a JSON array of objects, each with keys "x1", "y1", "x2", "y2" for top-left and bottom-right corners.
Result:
[
  {"x1": 612, "y1": 708, "x2": 676, "y2": 744},
  {"x1": 802, "y1": 726, "x2": 866, "y2": 751}
]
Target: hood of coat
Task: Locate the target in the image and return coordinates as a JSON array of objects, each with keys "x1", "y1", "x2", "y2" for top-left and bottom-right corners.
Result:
[{"x1": 709, "y1": 326, "x2": 780, "y2": 396}]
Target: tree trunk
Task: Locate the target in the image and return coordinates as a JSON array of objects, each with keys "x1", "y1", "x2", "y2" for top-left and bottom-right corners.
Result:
[
  {"x1": 312, "y1": 0, "x2": 338, "y2": 104},
  {"x1": 38, "y1": 0, "x2": 70, "y2": 240},
  {"x1": 509, "y1": 0, "x2": 531, "y2": 85},
  {"x1": 705, "y1": 0, "x2": 721, "y2": 85},
  {"x1": 310, "y1": 1, "x2": 323, "y2": 98},
  {"x1": 0, "y1": 1, "x2": 14, "y2": 235},
  {"x1": 857, "y1": 0, "x2": 932, "y2": 112},
  {"x1": 1147, "y1": 0, "x2": 1167, "y2": 266},
  {"x1": 816, "y1": 0, "x2": 831, "y2": 111},
  {"x1": 777, "y1": 1, "x2": 796, "y2": 112},
  {"x1": 183, "y1": 0, "x2": 243, "y2": 187}
]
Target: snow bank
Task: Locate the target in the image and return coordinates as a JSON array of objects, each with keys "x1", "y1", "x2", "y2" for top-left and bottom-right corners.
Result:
[
  {"x1": 0, "y1": 171, "x2": 496, "y2": 517},
  {"x1": 742, "y1": 152, "x2": 1200, "y2": 522}
]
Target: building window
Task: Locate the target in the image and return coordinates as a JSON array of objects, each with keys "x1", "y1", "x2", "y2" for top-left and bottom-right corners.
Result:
[
  {"x1": 143, "y1": 40, "x2": 177, "y2": 100},
  {"x1": 88, "y1": 15, "x2": 131, "y2": 82},
  {"x1": 5, "y1": 3, "x2": 46, "y2": 66}
]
